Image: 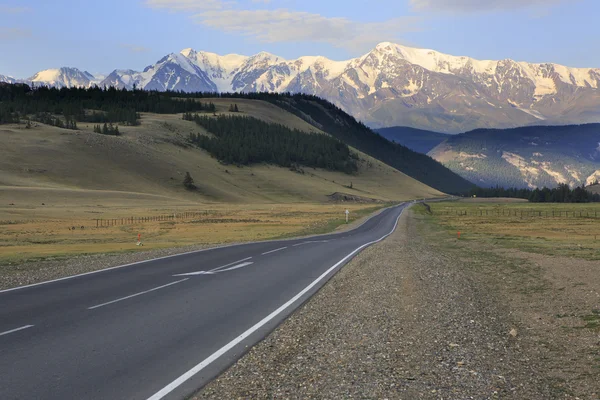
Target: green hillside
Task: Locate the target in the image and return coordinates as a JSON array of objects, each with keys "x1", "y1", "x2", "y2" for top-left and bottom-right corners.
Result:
[
  {"x1": 0, "y1": 85, "x2": 445, "y2": 204},
  {"x1": 0, "y1": 85, "x2": 475, "y2": 194}
]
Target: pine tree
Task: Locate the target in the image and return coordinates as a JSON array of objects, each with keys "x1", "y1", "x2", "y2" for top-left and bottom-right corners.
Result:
[
  {"x1": 102, "y1": 123, "x2": 108, "y2": 135},
  {"x1": 183, "y1": 172, "x2": 195, "y2": 190},
  {"x1": 234, "y1": 104, "x2": 239, "y2": 112}
]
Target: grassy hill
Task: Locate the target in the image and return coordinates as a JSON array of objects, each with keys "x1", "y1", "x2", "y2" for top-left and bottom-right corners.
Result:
[
  {"x1": 1, "y1": 100, "x2": 444, "y2": 205},
  {"x1": 228, "y1": 93, "x2": 474, "y2": 194},
  {"x1": 428, "y1": 124, "x2": 600, "y2": 189},
  {"x1": 375, "y1": 126, "x2": 449, "y2": 154}
]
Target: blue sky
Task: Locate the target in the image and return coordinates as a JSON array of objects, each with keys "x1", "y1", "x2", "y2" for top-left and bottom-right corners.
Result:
[{"x1": 0, "y1": 0, "x2": 597, "y2": 78}]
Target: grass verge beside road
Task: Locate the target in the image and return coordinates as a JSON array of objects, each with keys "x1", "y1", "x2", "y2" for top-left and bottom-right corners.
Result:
[{"x1": 425, "y1": 201, "x2": 600, "y2": 260}]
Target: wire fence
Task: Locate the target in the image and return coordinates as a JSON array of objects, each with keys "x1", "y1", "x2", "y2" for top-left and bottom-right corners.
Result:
[
  {"x1": 440, "y1": 209, "x2": 600, "y2": 218},
  {"x1": 93, "y1": 211, "x2": 212, "y2": 228}
]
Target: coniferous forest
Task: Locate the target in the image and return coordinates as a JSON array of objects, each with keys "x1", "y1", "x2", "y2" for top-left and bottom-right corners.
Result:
[
  {"x1": 0, "y1": 84, "x2": 215, "y2": 126},
  {"x1": 467, "y1": 184, "x2": 600, "y2": 203},
  {"x1": 187, "y1": 114, "x2": 358, "y2": 174}
]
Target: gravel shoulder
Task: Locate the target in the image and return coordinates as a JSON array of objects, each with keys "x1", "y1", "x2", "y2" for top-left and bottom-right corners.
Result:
[{"x1": 194, "y1": 208, "x2": 599, "y2": 399}]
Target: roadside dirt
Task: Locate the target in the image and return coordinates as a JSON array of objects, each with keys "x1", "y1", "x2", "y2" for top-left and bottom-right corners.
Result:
[{"x1": 194, "y1": 209, "x2": 600, "y2": 399}]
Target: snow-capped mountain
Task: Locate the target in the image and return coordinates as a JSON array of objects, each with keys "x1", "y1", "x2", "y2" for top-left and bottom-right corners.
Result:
[
  {"x1": 27, "y1": 67, "x2": 100, "y2": 88},
  {"x1": 0, "y1": 74, "x2": 16, "y2": 84},
  {"x1": 8, "y1": 43, "x2": 600, "y2": 132}
]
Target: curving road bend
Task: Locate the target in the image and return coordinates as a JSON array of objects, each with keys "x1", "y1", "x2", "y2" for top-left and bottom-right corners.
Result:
[{"x1": 0, "y1": 203, "x2": 409, "y2": 400}]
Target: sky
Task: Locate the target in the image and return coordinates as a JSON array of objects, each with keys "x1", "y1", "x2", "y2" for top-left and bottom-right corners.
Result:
[{"x1": 0, "y1": 0, "x2": 598, "y2": 78}]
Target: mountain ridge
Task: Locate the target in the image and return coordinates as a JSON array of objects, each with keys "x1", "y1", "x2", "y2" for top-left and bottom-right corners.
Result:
[{"x1": 6, "y1": 42, "x2": 600, "y2": 133}]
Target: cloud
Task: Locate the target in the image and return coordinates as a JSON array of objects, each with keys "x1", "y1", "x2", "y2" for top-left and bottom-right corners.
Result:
[
  {"x1": 145, "y1": 0, "x2": 419, "y2": 52},
  {"x1": 0, "y1": 5, "x2": 30, "y2": 13},
  {"x1": 410, "y1": 0, "x2": 566, "y2": 12},
  {"x1": 121, "y1": 44, "x2": 151, "y2": 53},
  {"x1": 145, "y1": 0, "x2": 231, "y2": 11},
  {"x1": 199, "y1": 9, "x2": 418, "y2": 50},
  {"x1": 0, "y1": 28, "x2": 31, "y2": 40}
]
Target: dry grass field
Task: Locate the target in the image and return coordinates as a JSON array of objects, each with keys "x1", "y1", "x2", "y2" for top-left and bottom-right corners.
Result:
[
  {"x1": 426, "y1": 200, "x2": 600, "y2": 260},
  {"x1": 0, "y1": 198, "x2": 384, "y2": 264}
]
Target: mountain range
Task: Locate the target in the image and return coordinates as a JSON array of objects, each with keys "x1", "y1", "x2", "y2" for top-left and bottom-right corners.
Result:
[
  {"x1": 4, "y1": 42, "x2": 600, "y2": 133},
  {"x1": 401, "y1": 124, "x2": 600, "y2": 189}
]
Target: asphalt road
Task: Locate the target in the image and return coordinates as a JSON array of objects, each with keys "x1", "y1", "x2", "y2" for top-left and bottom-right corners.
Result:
[{"x1": 0, "y1": 203, "x2": 408, "y2": 400}]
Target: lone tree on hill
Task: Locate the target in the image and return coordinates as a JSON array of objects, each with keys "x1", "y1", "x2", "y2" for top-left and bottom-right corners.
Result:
[{"x1": 183, "y1": 172, "x2": 196, "y2": 190}]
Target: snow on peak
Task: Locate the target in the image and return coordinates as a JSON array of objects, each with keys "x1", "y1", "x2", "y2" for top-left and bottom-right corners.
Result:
[
  {"x1": 28, "y1": 67, "x2": 96, "y2": 87},
  {"x1": 180, "y1": 48, "x2": 196, "y2": 58}
]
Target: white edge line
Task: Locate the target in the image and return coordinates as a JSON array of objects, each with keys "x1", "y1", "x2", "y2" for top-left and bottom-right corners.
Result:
[
  {"x1": 88, "y1": 278, "x2": 189, "y2": 310},
  {"x1": 261, "y1": 247, "x2": 287, "y2": 255},
  {"x1": 0, "y1": 324, "x2": 34, "y2": 337},
  {"x1": 0, "y1": 204, "x2": 404, "y2": 295},
  {"x1": 217, "y1": 262, "x2": 254, "y2": 273},
  {"x1": 208, "y1": 257, "x2": 252, "y2": 273},
  {"x1": 146, "y1": 205, "x2": 407, "y2": 400}
]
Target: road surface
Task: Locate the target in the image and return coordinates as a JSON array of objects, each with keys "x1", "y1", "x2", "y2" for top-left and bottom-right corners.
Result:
[{"x1": 0, "y1": 203, "x2": 408, "y2": 400}]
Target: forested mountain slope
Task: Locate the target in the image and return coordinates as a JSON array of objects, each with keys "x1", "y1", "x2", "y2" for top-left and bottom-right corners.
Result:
[{"x1": 429, "y1": 124, "x2": 600, "y2": 189}]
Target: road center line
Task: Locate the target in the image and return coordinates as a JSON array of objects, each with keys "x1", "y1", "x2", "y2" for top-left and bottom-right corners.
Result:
[
  {"x1": 146, "y1": 204, "x2": 407, "y2": 400},
  {"x1": 88, "y1": 279, "x2": 189, "y2": 310},
  {"x1": 261, "y1": 247, "x2": 287, "y2": 255},
  {"x1": 217, "y1": 262, "x2": 254, "y2": 272},
  {"x1": 208, "y1": 257, "x2": 253, "y2": 273},
  {"x1": 0, "y1": 325, "x2": 34, "y2": 337},
  {"x1": 292, "y1": 241, "x2": 313, "y2": 247}
]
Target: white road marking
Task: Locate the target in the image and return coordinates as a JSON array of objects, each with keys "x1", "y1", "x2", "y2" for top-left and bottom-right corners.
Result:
[
  {"x1": 208, "y1": 257, "x2": 253, "y2": 273},
  {"x1": 293, "y1": 240, "x2": 330, "y2": 247},
  {"x1": 172, "y1": 271, "x2": 215, "y2": 276},
  {"x1": 261, "y1": 247, "x2": 287, "y2": 255},
  {"x1": 173, "y1": 257, "x2": 254, "y2": 277},
  {"x1": 217, "y1": 262, "x2": 254, "y2": 272},
  {"x1": 0, "y1": 325, "x2": 34, "y2": 337},
  {"x1": 146, "y1": 205, "x2": 407, "y2": 400},
  {"x1": 88, "y1": 279, "x2": 189, "y2": 310},
  {"x1": 292, "y1": 241, "x2": 313, "y2": 247}
]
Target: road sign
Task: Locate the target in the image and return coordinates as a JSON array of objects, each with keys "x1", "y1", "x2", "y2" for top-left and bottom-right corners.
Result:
[{"x1": 345, "y1": 209, "x2": 350, "y2": 223}]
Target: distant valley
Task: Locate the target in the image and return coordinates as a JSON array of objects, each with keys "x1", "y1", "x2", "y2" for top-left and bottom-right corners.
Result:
[{"x1": 3, "y1": 42, "x2": 600, "y2": 133}]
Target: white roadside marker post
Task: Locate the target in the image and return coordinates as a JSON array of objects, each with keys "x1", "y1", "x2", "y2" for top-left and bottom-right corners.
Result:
[{"x1": 345, "y1": 209, "x2": 350, "y2": 224}]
